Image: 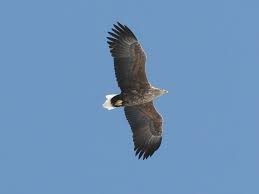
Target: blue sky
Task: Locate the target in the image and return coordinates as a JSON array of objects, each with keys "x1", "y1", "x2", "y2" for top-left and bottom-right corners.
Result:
[{"x1": 0, "y1": 0, "x2": 258, "y2": 193}]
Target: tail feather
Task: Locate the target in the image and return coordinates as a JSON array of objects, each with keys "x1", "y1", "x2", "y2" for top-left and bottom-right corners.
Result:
[{"x1": 103, "y1": 94, "x2": 117, "y2": 110}]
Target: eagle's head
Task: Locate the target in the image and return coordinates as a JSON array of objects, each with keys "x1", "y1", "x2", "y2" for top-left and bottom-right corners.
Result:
[
  {"x1": 152, "y1": 87, "x2": 168, "y2": 98},
  {"x1": 161, "y1": 89, "x2": 169, "y2": 94}
]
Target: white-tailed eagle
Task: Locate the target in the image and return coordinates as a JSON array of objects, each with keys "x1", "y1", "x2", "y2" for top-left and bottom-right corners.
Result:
[{"x1": 103, "y1": 22, "x2": 168, "y2": 160}]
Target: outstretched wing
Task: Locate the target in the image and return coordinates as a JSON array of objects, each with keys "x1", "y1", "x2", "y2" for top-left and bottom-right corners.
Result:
[
  {"x1": 124, "y1": 102, "x2": 163, "y2": 160},
  {"x1": 107, "y1": 22, "x2": 150, "y2": 91}
]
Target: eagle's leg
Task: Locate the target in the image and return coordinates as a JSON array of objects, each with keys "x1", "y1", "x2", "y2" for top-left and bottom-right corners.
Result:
[{"x1": 111, "y1": 94, "x2": 124, "y2": 107}]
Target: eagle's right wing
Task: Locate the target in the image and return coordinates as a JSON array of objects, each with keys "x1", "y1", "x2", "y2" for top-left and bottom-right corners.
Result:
[
  {"x1": 124, "y1": 102, "x2": 163, "y2": 160},
  {"x1": 107, "y1": 22, "x2": 150, "y2": 91}
]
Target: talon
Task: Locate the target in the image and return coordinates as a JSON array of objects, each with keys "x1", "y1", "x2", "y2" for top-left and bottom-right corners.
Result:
[{"x1": 115, "y1": 100, "x2": 123, "y2": 106}]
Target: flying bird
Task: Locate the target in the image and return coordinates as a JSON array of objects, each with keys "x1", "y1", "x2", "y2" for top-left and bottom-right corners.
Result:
[{"x1": 103, "y1": 22, "x2": 168, "y2": 160}]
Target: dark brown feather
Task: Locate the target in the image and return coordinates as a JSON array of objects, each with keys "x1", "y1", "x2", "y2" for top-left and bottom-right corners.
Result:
[
  {"x1": 124, "y1": 102, "x2": 163, "y2": 160},
  {"x1": 107, "y1": 22, "x2": 150, "y2": 91}
]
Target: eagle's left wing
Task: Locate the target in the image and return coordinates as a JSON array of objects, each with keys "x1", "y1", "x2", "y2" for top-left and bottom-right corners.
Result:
[
  {"x1": 124, "y1": 102, "x2": 163, "y2": 160},
  {"x1": 107, "y1": 22, "x2": 150, "y2": 91}
]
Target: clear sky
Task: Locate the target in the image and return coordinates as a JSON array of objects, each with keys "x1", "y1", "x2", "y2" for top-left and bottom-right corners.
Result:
[{"x1": 0, "y1": 0, "x2": 258, "y2": 194}]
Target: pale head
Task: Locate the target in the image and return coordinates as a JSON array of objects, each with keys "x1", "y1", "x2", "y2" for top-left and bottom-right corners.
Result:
[{"x1": 152, "y1": 87, "x2": 168, "y2": 98}]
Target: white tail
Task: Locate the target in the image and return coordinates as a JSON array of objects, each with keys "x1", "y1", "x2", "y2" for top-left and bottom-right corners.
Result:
[{"x1": 102, "y1": 94, "x2": 117, "y2": 110}]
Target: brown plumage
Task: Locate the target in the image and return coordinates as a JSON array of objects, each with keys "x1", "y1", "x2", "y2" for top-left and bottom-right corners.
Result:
[
  {"x1": 103, "y1": 22, "x2": 168, "y2": 160},
  {"x1": 124, "y1": 102, "x2": 162, "y2": 159},
  {"x1": 107, "y1": 22, "x2": 149, "y2": 91}
]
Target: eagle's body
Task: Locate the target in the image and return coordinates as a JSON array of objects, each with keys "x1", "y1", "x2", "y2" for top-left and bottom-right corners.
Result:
[
  {"x1": 103, "y1": 22, "x2": 168, "y2": 160},
  {"x1": 112, "y1": 86, "x2": 166, "y2": 107}
]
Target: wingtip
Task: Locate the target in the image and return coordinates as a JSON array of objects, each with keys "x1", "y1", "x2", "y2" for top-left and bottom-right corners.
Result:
[
  {"x1": 113, "y1": 22, "x2": 120, "y2": 28},
  {"x1": 117, "y1": 22, "x2": 125, "y2": 29}
]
